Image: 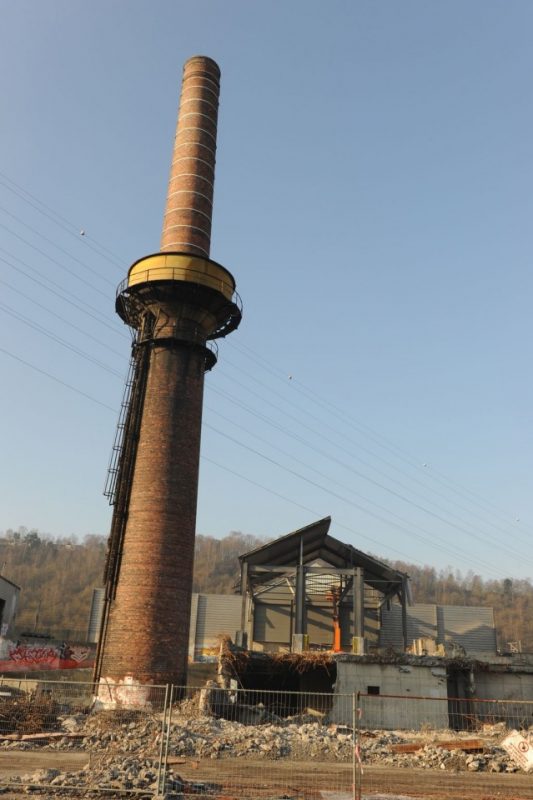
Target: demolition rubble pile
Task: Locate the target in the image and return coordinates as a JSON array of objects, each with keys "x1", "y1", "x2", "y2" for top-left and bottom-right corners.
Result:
[{"x1": 1, "y1": 702, "x2": 525, "y2": 782}]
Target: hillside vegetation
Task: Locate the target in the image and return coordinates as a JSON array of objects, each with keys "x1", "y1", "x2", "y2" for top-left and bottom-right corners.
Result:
[{"x1": 1, "y1": 528, "x2": 532, "y2": 650}]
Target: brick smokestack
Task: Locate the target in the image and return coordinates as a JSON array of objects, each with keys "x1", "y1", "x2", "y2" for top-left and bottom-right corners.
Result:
[
  {"x1": 96, "y1": 56, "x2": 241, "y2": 689},
  {"x1": 161, "y1": 56, "x2": 220, "y2": 257}
]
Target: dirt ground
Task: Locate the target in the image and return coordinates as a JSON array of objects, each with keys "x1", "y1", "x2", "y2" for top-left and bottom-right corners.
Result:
[
  {"x1": 176, "y1": 757, "x2": 532, "y2": 800},
  {"x1": 0, "y1": 751, "x2": 531, "y2": 799}
]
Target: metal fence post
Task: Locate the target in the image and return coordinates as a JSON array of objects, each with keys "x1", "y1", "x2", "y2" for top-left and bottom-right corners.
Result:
[
  {"x1": 161, "y1": 685, "x2": 174, "y2": 795},
  {"x1": 353, "y1": 691, "x2": 361, "y2": 800},
  {"x1": 156, "y1": 684, "x2": 170, "y2": 796}
]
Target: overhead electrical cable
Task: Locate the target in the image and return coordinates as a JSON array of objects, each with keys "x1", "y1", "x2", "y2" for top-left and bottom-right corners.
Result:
[
  {"x1": 209, "y1": 374, "x2": 526, "y2": 556},
  {"x1": 0, "y1": 249, "x2": 127, "y2": 337},
  {"x1": 0, "y1": 204, "x2": 117, "y2": 287},
  {"x1": 0, "y1": 278, "x2": 125, "y2": 359},
  {"x1": 229, "y1": 339, "x2": 525, "y2": 528},
  {"x1": 204, "y1": 405, "x2": 525, "y2": 573},
  {"x1": 0, "y1": 219, "x2": 112, "y2": 300},
  {"x1": 0, "y1": 172, "x2": 523, "y2": 533},
  {"x1": 0, "y1": 302, "x2": 123, "y2": 378},
  {"x1": 1, "y1": 178, "x2": 527, "y2": 569},
  {"x1": 203, "y1": 422, "x2": 505, "y2": 578},
  {"x1": 0, "y1": 171, "x2": 124, "y2": 270},
  {"x1": 0, "y1": 333, "x2": 517, "y2": 579},
  {"x1": 0, "y1": 346, "x2": 117, "y2": 412},
  {"x1": 202, "y1": 456, "x2": 434, "y2": 569},
  {"x1": 219, "y1": 356, "x2": 532, "y2": 549}
]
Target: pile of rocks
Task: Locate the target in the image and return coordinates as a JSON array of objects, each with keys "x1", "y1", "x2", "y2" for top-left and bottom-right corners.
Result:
[
  {"x1": 10, "y1": 757, "x2": 160, "y2": 795},
  {"x1": 1, "y1": 702, "x2": 525, "y2": 777},
  {"x1": 361, "y1": 735, "x2": 518, "y2": 773}
]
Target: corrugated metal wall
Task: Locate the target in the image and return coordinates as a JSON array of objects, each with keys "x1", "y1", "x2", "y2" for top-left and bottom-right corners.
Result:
[
  {"x1": 380, "y1": 603, "x2": 496, "y2": 653},
  {"x1": 87, "y1": 588, "x2": 496, "y2": 657},
  {"x1": 87, "y1": 588, "x2": 106, "y2": 643},
  {"x1": 192, "y1": 594, "x2": 242, "y2": 658},
  {"x1": 438, "y1": 605, "x2": 496, "y2": 653},
  {"x1": 380, "y1": 604, "x2": 437, "y2": 649},
  {"x1": 0, "y1": 577, "x2": 20, "y2": 634},
  {"x1": 340, "y1": 606, "x2": 380, "y2": 649},
  {"x1": 252, "y1": 602, "x2": 380, "y2": 650},
  {"x1": 253, "y1": 603, "x2": 291, "y2": 645}
]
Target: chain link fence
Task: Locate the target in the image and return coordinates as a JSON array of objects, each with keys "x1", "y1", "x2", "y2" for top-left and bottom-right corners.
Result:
[
  {"x1": 162, "y1": 685, "x2": 359, "y2": 800},
  {"x1": 1, "y1": 679, "x2": 533, "y2": 798},
  {"x1": 357, "y1": 692, "x2": 533, "y2": 799},
  {"x1": 0, "y1": 678, "x2": 168, "y2": 796}
]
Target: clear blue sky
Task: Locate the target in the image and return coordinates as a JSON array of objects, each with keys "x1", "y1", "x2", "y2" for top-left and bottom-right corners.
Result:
[{"x1": 0, "y1": 1, "x2": 531, "y2": 582}]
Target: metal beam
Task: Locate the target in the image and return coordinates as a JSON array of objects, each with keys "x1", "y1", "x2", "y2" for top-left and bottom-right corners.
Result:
[
  {"x1": 401, "y1": 580, "x2": 409, "y2": 651},
  {"x1": 240, "y1": 560, "x2": 248, "y2": 631},
  {"x1": 354, "y1": 567, "x2": 364, "y2": 639},
  {"x1": 295, "y1": 564, "x2": 307, "y2": 635}
]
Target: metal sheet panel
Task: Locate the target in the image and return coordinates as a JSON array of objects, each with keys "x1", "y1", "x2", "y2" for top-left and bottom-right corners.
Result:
[
  {"x1": 192, "y1": 594, "x2": 241, "y2": 659},
  {"x1": 87, "y1": 588, "x2": 105, "y2": 644},
  {"x1": 340, "y1": 606, "x2": 379, "y2": 648},
  {"x1": 379, "y1": 604, "x2": 438, "y2": 649},
  {"x1": 438, "y1": 605, "x2": 496, "y2": 653},
  {"x1": 195, "y1": 594, "x2": 241, "y2": 640},
  {"x1": 306, "y1": 606, "x2": 333, "y2": 645},
  {"x1": 253, "y1": 603, "x2": 291, "y2": 644}
]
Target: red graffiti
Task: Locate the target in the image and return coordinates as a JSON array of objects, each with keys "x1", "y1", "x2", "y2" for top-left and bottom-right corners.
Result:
[
  {"x1": 0, "y1": 640, "x2": 95, "y2": 672},
  {"x1": 8, "y1": 644, "x2": 59, "y2": 664}
]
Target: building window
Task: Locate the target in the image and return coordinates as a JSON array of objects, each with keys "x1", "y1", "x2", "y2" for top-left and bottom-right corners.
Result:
[{"x1": 367, "y1": 685, "x2": 380, "y2": 695}]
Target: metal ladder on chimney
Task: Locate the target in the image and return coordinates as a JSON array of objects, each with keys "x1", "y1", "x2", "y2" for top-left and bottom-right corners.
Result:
[
  {"x1": 94, "y1": 326, "x2": 152, "y2": 682},
  {"x1": 104, "y1": 349, "x2": 138, "y2": 505}
]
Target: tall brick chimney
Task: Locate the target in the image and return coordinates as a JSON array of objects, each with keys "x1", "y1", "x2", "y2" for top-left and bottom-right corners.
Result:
[{"x1": 95, "y1": 56, "x2": 241, "y2": 688}]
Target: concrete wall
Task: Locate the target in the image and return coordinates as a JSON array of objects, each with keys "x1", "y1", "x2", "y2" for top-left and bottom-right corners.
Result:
[
  {"x1": 331, "y1": 661, "x2": 449, "y2": 730},
  {"x1": 474, "y1": 670, "x2": 533, "y2": 702}
]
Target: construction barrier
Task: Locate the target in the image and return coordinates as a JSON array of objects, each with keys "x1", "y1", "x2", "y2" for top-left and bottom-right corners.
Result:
[{"x1": 1, "y1": 680, "x2": 532, "y2": 798}]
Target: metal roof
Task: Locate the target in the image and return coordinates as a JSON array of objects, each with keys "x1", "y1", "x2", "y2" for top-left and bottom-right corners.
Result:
[{"x1": 239, "y1": 517, "x2": 409, "y2": 597}]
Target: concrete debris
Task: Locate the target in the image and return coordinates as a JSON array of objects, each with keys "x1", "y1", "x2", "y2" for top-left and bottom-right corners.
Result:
[
  {"x1": 11, "y1": 756, "x2": 161, "y2": 794},
  {"x1": 1, "y1": 703, "x2": 528, "y2": 789}
]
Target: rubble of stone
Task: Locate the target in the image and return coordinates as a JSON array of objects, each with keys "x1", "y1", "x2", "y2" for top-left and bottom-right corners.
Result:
[
  {"x1": 0, "y1": 704, "x2": 527, "y2": 780},
  {"x1": 9, "y1": 757, "x2": 160, "y2": 794}
]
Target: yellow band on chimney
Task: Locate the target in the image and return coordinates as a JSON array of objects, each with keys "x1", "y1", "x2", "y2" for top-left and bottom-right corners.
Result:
[{"x1": 127, "y1": 253, "x2": 235, "y2": 300}]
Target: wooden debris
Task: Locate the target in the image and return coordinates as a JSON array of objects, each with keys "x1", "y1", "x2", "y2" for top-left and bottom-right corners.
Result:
[{"x1": 391, "y1": 738, "x2": 484, "y2": 754}]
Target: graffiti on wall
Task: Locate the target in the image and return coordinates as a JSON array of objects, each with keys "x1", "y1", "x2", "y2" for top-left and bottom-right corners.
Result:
[{"x1": 0, "y1": 639, "x2": 94, "y2": 672}]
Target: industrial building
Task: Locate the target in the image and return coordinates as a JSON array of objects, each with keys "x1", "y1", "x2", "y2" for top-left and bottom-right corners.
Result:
[
  {"x1": 0, "y1": 575, "x2": 20, "y2": 637},
  {"x1": 186, "y1": 517, "x2": 497, "y2": 660},
  {"x1": 184, "y1": 519, "x2": 533, "y2": 729}
]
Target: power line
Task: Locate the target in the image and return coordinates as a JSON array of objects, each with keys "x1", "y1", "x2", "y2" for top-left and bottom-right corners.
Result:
[
  {"x1": 0, "y1": 346, "x2": 116, "y2": 412},
  {"x1": 2, "y1": 282, "x2": 517, "y2": 571},
  {"x1": 0, "y1": 278, "x2": 126, "y2": 359},
  {"x1": 2, "y1": 174, "x2": 524, "y2": 534},
  {"x1": 205, "y1": 405, "x2": 525, "y2": 573},
  {"x1": 0, "y1": 301, "x2": 123, "y2": 379},
  {"x1": 229, "y1": 339, "x2": 526, "y2": 528},
  {"x1": 0, "y1": 179, "x2": 526, "y2": 572},
  {"x1": 0, "y1": 332, "x2": 517, "y2": 578},
  {"x1": 203, "y1": 422, "x2": 509, "y2": 579},
  {"x1": 208, "y1": 372, "x2": 530, "y2": 558},
  {"x1": 0, "y1": 218, "x2": 112, "y2": 300},
  {"x1": 0, "y1": 171, "x2": 124, "y2": 270},
  {"x1": 0, "y1": 248, "x2": 128, "y2": 338},
  {"x1": 220, "y1": 356, "x2": 526, "y2": 546},
  {"x1": 201, "y1": 456, "x2": 427, "y2": 567}
]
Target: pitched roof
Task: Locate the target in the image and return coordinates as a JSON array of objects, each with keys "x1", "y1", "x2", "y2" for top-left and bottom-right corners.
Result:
[{"x1": 239, "y1": 516, "x2": 409, "y2": 597}]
